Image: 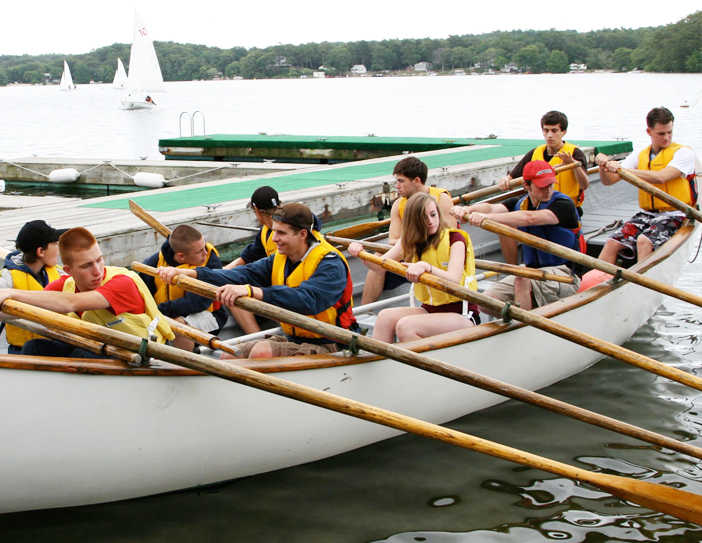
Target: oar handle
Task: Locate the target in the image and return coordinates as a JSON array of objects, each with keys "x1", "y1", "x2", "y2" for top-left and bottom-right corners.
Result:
[
  {"x1": 616, "y1": 168, "x2": 702, "y2": 223},
  {"x1": 164, "y1": 316, "x2": 242, "y2": 357},
  {"x1": 328, "y1": 235, "x2": 573, "y2": 284},
  {"x1": 476, "y1": 218, "x2": 702, "y2": 309},
  {"x1": 12, "y1": 318, "x2": 142, "y2": 364},
  {"x1": 328, "y1": 218, "x2": 392, "y2": 239},
  {"x1": 195, "y1": 222, "x2": 260, "y2": 232},
  {"x1": 457, "y1": 162, "x2": 583, "y2": 204}
]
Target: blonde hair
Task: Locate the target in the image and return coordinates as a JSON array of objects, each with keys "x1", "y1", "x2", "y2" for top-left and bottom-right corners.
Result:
[{"x1": 401, "y1": 192, "x2": 449, "y2": 263}]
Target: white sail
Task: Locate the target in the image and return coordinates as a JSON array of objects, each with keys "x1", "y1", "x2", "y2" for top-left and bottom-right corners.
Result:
[
  {"x1": 112, "y1": 58, "x2": 128, "y2": 89},
  {"x1": 125, "y1": 10, "x2": 165, "y2": 95},
  {"x1": 59, "y1": 61, "x2": 76, "y2": 91}
]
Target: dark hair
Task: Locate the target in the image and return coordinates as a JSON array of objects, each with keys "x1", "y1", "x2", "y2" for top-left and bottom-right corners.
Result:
[
  {"x1": 169, "y1": 225, "x2": 203, "y2": 254},
  {"x1": 23, "y1": 249, "x2": 43, "y2": 265},
  {"x1": 393, "y1": 156, "x2": 428, "y2": 185},
  {"x1": 646, "y1": 107, "x2": 674, "y2": 128},
  {"x1": 540, "y1": 111, "x2": 568, "y2": 131}
]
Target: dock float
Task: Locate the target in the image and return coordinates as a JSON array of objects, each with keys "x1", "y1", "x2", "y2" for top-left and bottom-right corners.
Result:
[
  {"x1": 0, "y1": 158, "x2": 303, "y2": 188},
  {"x1": 157, "y1": 134, "x2": 631, "y2": 164},
  {"x1": 0, "y1": 138, "x2": 631, "y2": 267}
]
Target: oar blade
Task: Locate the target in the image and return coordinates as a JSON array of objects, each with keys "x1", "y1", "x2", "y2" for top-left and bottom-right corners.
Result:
[{"x1": 594, "y1": 473, "x2": 702, "y2": 526}]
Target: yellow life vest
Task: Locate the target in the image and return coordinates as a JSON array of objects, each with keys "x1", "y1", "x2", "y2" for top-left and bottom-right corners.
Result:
[
  {"x1": 63, "y1": 266, "x2": 174, "y2": 343},
  {"x1": 271, "y1": 231, "x2": 356, "y2": 339},
  {"x1": 260, "y1": 225, "x2": 277, "y2": 257},
  {"x1": 532, "y1": 142, "x2": 584, "y2": 207},
  {"x1": 412, "y1": 229, "x2": 478, "y2": 307},
  {"x1": 398, "y1": 186, "x2": 451, "y2": 219},
  {"x1": 6, "y1": 266, "x2": 62, "y2": 347},
  {"x1": 153, "y1": 243, "x2": 220, "y2": 313},
  {"x1": 636, "y1": 143, "x2": 696, "y2": 211}
]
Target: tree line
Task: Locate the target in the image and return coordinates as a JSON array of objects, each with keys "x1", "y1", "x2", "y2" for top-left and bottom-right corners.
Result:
[{"x1": 0, "y1": 11, "x2": 698, "y2": 85}]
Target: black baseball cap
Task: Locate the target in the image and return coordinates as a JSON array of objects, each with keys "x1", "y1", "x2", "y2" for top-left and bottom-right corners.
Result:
[
  {"x1": 16, "y1": 220, "x2": 68, "y2": 255},
  {"x1": 272, "y1": 203, "x2": 314, "y2": 232},
  {"x1": 248, "y1": 186, "x2": 280, "y2": 211}
]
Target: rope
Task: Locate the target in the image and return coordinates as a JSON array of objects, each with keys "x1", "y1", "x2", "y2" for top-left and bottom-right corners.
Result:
[
  {"x1": 500, "y1": 302, "x2": 513, "y2": 323},
  {"x1": 689, "y1": 231, "x2": 702, "y2": 264},
  {"x1": 1, "y1": 159, "x2": 238, "y2": 185},
  {"x1": 165, "y1": 164, "x2": 235, "y2": 184},
  {"x1": 0, "y1": 160, "x2": 50, "y2": 179}
]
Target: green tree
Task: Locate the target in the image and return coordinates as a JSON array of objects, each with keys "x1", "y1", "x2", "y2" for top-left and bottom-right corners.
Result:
[
  {"x1": 515, "y1": 44, "x2": 547, "y2": 72},
  {"x1": 225, "y1": 60, "x2": 241, "y2": 78},
  {"x1": 451, "y1": 47, "x2": 469, "y2": 69},
  {"x1": 686, "y1": 50, "x2": 702, "y2": 72},
  {"x1": 546, "y1": 50, "x2": 569, "y2": 73},
  {"x1": 72, "y1": 60, "x2": 92, "y2": 83},
  {"x1": 371, "y1": 45, "x2": 395, "y2": 71},
  {"x1": 585, "y1": 48, "x2": 611, "y2": 70},
  {"x1": 328, "y1": 46, "x2": 352, "y2": 72},
  {"x1": 612, "y1": 47, "x2": 633, "y2": 71},
  {"x1": 401, "y1": 41, "x2": 420, "y2": 67},
  {"x1": 0, "y1": 66, "x2": 8, "y2": 86}
]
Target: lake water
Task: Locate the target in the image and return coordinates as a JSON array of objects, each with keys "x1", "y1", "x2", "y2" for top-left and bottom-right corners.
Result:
[{"x1": 1, "y1": 73, "x2": 702, "y2": 541}]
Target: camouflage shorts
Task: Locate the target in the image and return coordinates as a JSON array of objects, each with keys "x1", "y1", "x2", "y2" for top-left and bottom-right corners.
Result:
[
  {"x1": 235, "y1": 334, "x2": 339, "y2": 358},
  {"x1": 609, "y1": 211, "x2": 685, "y2": 260}
]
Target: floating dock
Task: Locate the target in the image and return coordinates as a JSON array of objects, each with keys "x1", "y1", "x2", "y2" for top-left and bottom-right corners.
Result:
[
  {"x1": 0, "y1": 137, "x2": 632, "y2": 267},
  {"x1": 0, "y1": 158, "x2": 303, "y2": 188}
]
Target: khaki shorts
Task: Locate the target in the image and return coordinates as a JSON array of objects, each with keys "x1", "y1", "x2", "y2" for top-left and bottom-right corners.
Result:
[
  {"x1": 236, "y1": 334, "x2": 339, "y2": 358},
  {"x1": 486, "y1": 265, "x2": 581, "y2": 308}
]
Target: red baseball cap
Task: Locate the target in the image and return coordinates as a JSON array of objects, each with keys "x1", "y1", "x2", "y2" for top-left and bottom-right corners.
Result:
[{"x1": 523, "y1": 160, "x2": 557, "y2": 188}]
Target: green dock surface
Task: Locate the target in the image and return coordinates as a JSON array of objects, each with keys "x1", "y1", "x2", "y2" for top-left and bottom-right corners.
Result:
[{"x1": 85, "y1": 138, "x2": 631, "y2": 212}]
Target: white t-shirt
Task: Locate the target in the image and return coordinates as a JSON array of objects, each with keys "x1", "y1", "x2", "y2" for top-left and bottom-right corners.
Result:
[{"x1": 621, "y1": 144, "x2": 696, "y2": 177}]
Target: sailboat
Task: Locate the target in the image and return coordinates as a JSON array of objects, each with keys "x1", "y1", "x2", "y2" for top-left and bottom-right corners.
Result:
[
  {"x1": 112, "y1": 58, "x2": 128, "y2": 90},
  {"x1": 59, "y1": 61, "x2": 77, "y2": 91},
  {"x1": 121, "y1": 10, "x2": 165, "y2": 109}
]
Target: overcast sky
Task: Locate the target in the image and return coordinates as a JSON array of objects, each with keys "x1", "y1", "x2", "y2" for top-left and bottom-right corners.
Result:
[{"x1": 2, "y1": 1, "x2": 699, "y2": 56}]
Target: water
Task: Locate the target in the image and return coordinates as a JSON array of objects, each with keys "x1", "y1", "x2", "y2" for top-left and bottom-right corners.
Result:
[{"x1": 1, "y1": 73, "x2": 702, "y2": 541}]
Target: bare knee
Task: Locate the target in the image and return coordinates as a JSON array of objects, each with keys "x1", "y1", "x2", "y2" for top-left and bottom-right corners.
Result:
[
  {"x1": 636, "y1": 236, "x2": 653, "y2": 261},
  {"x1": 395, "y1": 317, "x2": 419, "y2": 342},
  {"x1": 599, "y1": 239, "x2": 623, "y2": 264},
  {"x1": 249, "y1": 341, "x2": 274, "y2": 359}
]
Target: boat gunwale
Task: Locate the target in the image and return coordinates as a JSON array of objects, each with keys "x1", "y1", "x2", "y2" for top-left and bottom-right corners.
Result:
[{"x1": 0, "y1": 220, "x2": 694, "y2": 377}]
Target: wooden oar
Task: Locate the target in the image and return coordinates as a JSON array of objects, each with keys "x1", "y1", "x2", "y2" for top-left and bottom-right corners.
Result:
[
  {"x1": 4, "y1": 298, "x2": 702, "y2": 524},
  {"x1": 327, "y1": 218, "x2": 391, "y2": 239},
  {"x1": 10, "y1": 318, "x2": 142, "y2": 364},
  {"x1": 472, "y1": 217, "x2": 702, "y2": 310},
  {"x1": 129, "y1": 199, "x2": 172, "y2": 237},
  {"x1": 195, "y1": 222, "x2": 259, "y2": 232},
  {"x1": 616, "y1": 168, "x2": 702, "y2": 223},
  {"x1": 131, "y1": 261, "x2": 702, "y2": 462},
  {"x1": 352, "y1": 250, "x2": 702, "y2": 393},
  {"x1": 164, "y1": 316, "x2": 242, "y2": 358},
  {"x1": 326, "y1": 234, "x2": 574, "y2": 284},
  {"x1": 458, "y1": 163, "x2": 595, "y2": 204}
]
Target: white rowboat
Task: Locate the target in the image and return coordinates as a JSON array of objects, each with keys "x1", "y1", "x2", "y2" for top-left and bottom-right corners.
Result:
[{"x1": 0, "y1": 217, "x2": 695, "y2": 514}]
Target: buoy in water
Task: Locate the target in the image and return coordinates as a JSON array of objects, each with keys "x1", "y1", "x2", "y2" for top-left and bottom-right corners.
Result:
[
  {"x1": 48, "y1": 168, "x2": 80, "y2": 183},
  {"x1": 134, "y1": 172, "x2": 166, "y2": 188},
  {"x1": 577, "y1": 269, "x2": 614, "y2": 292}
]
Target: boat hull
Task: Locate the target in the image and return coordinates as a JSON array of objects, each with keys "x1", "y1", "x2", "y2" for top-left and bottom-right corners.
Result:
[
  {"x1": 121, "y1": 99, "x2": 156, "y2": 110},
  {"x1": 0, "y1": 223, "x2": 693, "y2": 514}
]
